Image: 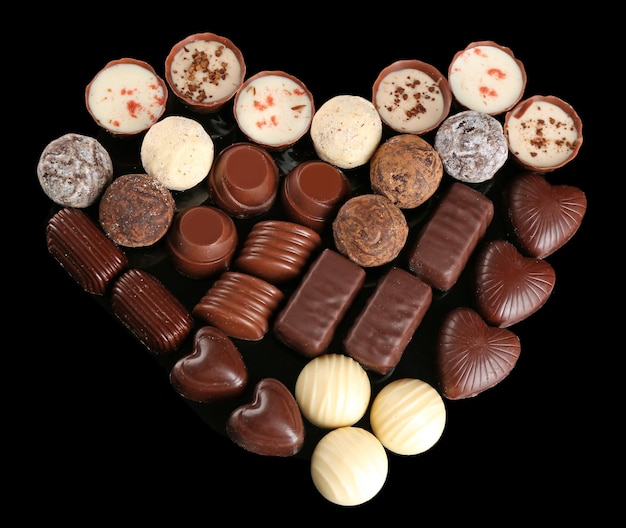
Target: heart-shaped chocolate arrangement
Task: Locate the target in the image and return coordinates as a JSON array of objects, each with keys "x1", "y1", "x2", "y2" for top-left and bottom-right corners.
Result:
[
  {"x1": 437, "y1": 306, "x2": 521, "y2": 399},
  {"x1": 506, "y1": 172, "x2": 587, "y2": 258},
  {"x1": 226, "y1": 377, "x2": 305, "y2": 457},
  {"x1": 474, "y1": 239, "x2": 555, "y2": 328},
  {"x1": 170, "y1": 325, "x2": 248, "y2": 403}
]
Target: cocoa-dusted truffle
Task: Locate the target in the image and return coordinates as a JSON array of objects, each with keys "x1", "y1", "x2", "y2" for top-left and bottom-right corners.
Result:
[
  {"x1": 504, "y1": 95, "x2": 583, "y2": 172},
  {"x1": 99, "y1": 173, "x2": 175, "y2": 247},
  {"x1": 37, "y1": 133, "x2": 113, "y2": 208},
  {"x1": 333, "y1": 194, "x2": 408, "y2": 267},
  {"x1": 370, "y1": 134, "x2": 443, "y2": 209},
  {"x1": 434, "y1": 110, "x2": 508, "y2": 183}
]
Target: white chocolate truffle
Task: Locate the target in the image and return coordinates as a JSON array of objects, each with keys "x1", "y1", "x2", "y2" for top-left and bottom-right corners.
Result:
[
  {"x1": 295, "y1": 354, "x2": 370, "y2": 429},
  {"x1": 311, "y1": 426, "x2": 388, "y2": 506},
  {"x1": 38, "y1": 133, "x2": 113, "y2": 208},
  {"x1": 140, "y1": 116, "x2": 215, "y2": 191},
  {"x1": 448, "y1": 41, "x2": 526, "y2": 116},
  {"x1": 370, "y1": 378, "x2": 446, "y2": 456},
  {"x1": 310, "y1": 95, "x2": 382, "y2": 169}
]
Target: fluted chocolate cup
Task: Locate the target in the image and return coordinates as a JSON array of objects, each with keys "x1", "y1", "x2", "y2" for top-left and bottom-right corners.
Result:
[{"x1": 166, "y1": 205, "x2": 238, "y2": 279}]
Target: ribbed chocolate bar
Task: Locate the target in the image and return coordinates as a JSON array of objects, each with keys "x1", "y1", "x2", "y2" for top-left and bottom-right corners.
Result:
[
  {"x1": 343, "y1": 267, "x2": 432, "y2": 375},
  {"x1": 407, "y1": 183, "x2": 494, "y2": 291},
  {"x1": 273, "y1": 249, "x2": 365, "y2": 358}
]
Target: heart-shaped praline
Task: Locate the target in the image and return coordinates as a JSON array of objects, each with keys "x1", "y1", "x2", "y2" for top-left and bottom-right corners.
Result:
[
  {"x1": 506, "y1": 172, "x2": 586, "y2": 258},
  {"x1": 437, "y1": 307, "x2": 521, "y2": 400},
  {"x1": 226, "y1": 378, "x2": 305, "y2": 457},
  {"x1": 474, "y1": 239, "x2": 555, "y2": 328},
  {"x1": 170, "y1": 326, "x2": 248, "y2": 403}
]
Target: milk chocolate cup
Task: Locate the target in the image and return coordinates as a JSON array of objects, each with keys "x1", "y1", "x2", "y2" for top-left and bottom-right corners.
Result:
[
  {"x1": 208, "y1": 142, "x2": 279, "y2": 218},
  {"x1": 281, "y1": 160, "x2": 352, "y2": 232},
  {"x1": 85, "y1": 58, "x2": 168, "y2": 137},
  {"x1": 165, "y1": 32, "x2": 246, "y2": 114},
  {"x1": 372, "y1": 59, "x2": 452, "y2": 135},
  {"x1": 166, "y1": 205, "x2": 238, "y2": 279},
  {"x1": 233, "y1": 70, "x2": 315, "y2": 150},
  {"x1": 504, "y1": 95, "x2": 583, "y2": 173}
]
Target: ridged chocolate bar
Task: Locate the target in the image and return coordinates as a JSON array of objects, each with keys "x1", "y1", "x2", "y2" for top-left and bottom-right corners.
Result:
[
  {"x1": 343, "y1": 267, "x2": 432, "y2": 375},
  {"x1": 273, "y1": 249, "x2": 365, "y2": 358},
  {"x1": 407, "y1": 183, "x2": 494, "y2": 291}
]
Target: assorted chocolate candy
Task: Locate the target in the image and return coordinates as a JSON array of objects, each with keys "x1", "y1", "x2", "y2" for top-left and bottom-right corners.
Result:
[{"x1": 40, "y1": 35, "x2": 586, "y2": 507}]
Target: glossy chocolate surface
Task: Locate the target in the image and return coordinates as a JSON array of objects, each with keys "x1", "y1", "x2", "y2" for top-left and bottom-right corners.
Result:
[
  {"x1": 170, "y1": 326, "x2": 248, "y2": 403},
  {"x1": 343, "y1": 267, "x2": 432, "y2": 375},
  {"x1": 226, "y1": 377, "x2": 305, "y2": 457},
  {"x1": 407, "y1": 182, "x2": 493, "y2": 291},
  {"x1": 274, "y1": 249, "x2": 366, "y2": 358}
]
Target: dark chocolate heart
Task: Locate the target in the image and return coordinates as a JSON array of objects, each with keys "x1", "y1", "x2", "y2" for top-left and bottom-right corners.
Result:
[
  {"x1": 506, "y1": 172, "x2": 587, "y2": 258},
  {"x1": 437, "y1": 307, "x2": 521, "y2": 400},
  {"x1": 226, "y1": 378, "x2": 305, "y2": 457},
  {"x1": 169, "y1": 326, "x2": 248, "y2": 403},
  {"x1": 474, "y1": 239, "x2": 555, "y2": 328}
]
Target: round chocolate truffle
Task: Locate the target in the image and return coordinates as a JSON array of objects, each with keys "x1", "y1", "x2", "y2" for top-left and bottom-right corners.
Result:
[
  {"x1": 85, "y1": 58, "x2": 168, "y2": 136},
  {"x1": 165, "y1": 32, "x2": 246, "y2": 114},
  {"x1": 99, "y1": 173, "x2": 175, "y2": 247},
  {"x1": 208, "y1": 142, "x2": 279, "y2": 218},
  {"x1": 281, "y1": 160, "x2": 352, "y2": 232},
  {"x1": 310, "y1": 95, "x2": 382, "y2": 169},
  {"x1": 434, "y1": 110, "x2": 508, "y2": 183},
  {"x1": 38, "y1": 133, "x2": 113, "y2": 208},
  {"x1": 370, "y1": 134, "x2": 443, "y2": 209},
  {"x1": 332, "y1": 194, "x2": 408, "y2": 267}
]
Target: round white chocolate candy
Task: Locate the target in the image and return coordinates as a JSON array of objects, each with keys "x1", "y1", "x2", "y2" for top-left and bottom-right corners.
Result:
[
  {"x1": 370, "y1": 378, "x2": 446, "y2": 456},
  {"x1": 310, "y1": 95, "x2": 382, "y2": 169},
  {"x1": 311, "y1": 426, "x2": 388, "y2": 506},
  {"x1": 295, "y1": 354, "x2": 371, "y2": 429},
  {"x1": 140, "y1": 115, "x2": 215, "y2": 191}
]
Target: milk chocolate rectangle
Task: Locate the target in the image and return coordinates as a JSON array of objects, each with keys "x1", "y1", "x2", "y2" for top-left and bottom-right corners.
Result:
[
  {"x1": 407, "y1": 183, "x2": 494, "y2": 291},
  {"x1": 343, "y1": 267, "x2": 432, "y2": 375},
  {"x1": 273, "y1": 249, "x2": 366, "y2": 358}
]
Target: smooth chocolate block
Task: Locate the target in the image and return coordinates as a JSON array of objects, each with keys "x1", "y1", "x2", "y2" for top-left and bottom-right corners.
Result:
[
  {"x1": 506, "y1": 172, "x2": 587, "y2": 259},
  {"x1": 207, "y1": 142, "x2": 279, "y2": 218},
  {"x1": 273, "y1": 249, "x2": 366, "y2": 358},
  {"x1": 343, "y1": 267, "x2": 432, "y2": 375},
  {"x1": 437, "y1": 306, "x2": 521, "y2": 400},
  {"x1": 226, "y1": 377, "x2": 305, "y2": 457},
  {"x1": 407, "y1": 182, "x2": 494, "y2": 291},
  {"x1": 170, "y1": 326, "x2": 248, "y2": 403},
  {"x1": 474, "y1": 239, "x2": 555, "y2": 328},
  {"x1": 111, "y1": 269, "x2": 193, "y2": 354},
  {"x1": 47, "y1": 207, "x2": 128, "y2": 295},
  {"x1": 193, "y1": 271, "x2": 284, "y2": 341},
  {"x1": 233, "y1": 220, "x2": 322, "y2": 284}
]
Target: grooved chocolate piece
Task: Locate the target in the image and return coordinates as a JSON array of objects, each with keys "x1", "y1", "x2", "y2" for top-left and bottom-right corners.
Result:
[
  {"x1": 193, "y1": 271, "x2": 284, "y2": 341},
  {"x1": 343, "y1": 267, "x2": 432, "y2": 375},
  {"x1": 273, "y1": 249, "x2": 366, "y2": 358},
  {"x1": 407, "y1": 183, "x2": 494, "y2": 291},
  {"x1": 47, "y1": 208, "x2": 128, "y2": 295},
  {"x1": 234, "y1": 220, "x2": 322, "y2": 284},
  {"x1": 111, "y1": 269, "x2": 193, "y2": 354}
]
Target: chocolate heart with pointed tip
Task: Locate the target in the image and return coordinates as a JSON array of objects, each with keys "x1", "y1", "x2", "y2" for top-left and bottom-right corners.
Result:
[
  {"x1": 474, "y1": 239, "x2": 555, "y2": 328},
  {"x1": 226, "y1": 377, "x2": 305, "y2": 457},
  {"x1": 506, "y1": 172, "x2": 587, "y2": 258},
  {"x1": 170, "y1": 326, "x2": 248, "y2": 403},
  {"x1": 437, "y1": 307, "x2": 521, "y2": 400}
]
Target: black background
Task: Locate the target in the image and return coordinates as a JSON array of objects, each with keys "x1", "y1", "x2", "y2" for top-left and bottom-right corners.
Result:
[{"x1": 22, "y1": 13, "x2": 610, "y2": 521}]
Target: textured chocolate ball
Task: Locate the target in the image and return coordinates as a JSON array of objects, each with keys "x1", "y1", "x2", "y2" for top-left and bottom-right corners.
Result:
[
  {"x1": 332, "y1": 194, "x2": 408, "y2": 267},
  {"x1": 99, "y1": 173, "x2": 175, "y2": 247},
  {"x1": 370, "y1": 134, "x2": 443, "y2": 209},
  {"x1": 37, "y1": 133, "x2": 113, "y2": 208}
]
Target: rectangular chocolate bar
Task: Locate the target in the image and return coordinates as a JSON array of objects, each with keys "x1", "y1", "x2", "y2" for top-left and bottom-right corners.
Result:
[
  {"x1": 273, "y1": 249, "x2": 366, "y2": 358},
  {"x1": 407, "y1": 183, "x2": 494, "y2": 291},
  {"x1": 343, "y1": 267, "x2": 432, "y2": 375}
]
